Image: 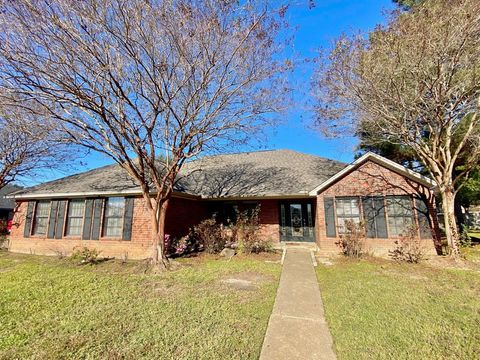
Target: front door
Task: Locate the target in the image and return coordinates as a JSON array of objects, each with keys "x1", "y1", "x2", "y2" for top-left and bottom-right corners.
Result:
[{"x1": 280, "y1": 202, "x2": 315, "y2": 242}]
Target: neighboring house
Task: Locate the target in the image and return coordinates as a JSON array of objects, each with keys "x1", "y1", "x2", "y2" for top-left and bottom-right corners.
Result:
[
  {"x1": 465, "y1": 205, "x2": 480, "y2": 230},
  {"x1": 0, "y1": 185, "x2": 21, "y2": 232},
  {"x1": 8, "y1": 150, "x2": 441, "y2": 258}
]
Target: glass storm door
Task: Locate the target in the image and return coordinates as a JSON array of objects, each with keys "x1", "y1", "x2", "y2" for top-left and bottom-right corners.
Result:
[{"x1": 280, "y1": 202, "x2": 315, "y2": 242}]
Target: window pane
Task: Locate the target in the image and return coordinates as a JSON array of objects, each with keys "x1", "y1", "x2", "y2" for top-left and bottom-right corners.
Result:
[
  {"x1": 105, "y1": 197, "x2": 125, "y2": 216},
  {"x1": 387, "y1": 196, "x2": 413, "y2": 237},
  {"x1": 103, "y1": 198, "x2": 125, "y2": 237},
  {"x1": 65, "y1": 200, "x2": 85, "y2": 236},
  {"x1": 33, "y1": 217, "x2": 48, "y2": 235},
  {"x1": 307, "y1": 204, "x2": 314, "y2": 236},
  {"x1": 280, "y1": 204, "x2": 286, "y2": 235},
  {"x1": 336, "y1": 198, "x2": 360, "y2": 234},
  {"x1": 32, "y1": 201, "x2": 50, "y2": 235},
  {"x1": 350, "y1": 200, "x2": 360, "y2": 215},
  {"x1": 68, "y1": 200, "x2": 85, "y2": 217},
  {"x1": 337, "y1": 216, "x2": 360, "y2": 233},
  {"x1": 36, "y1": 201, "x2": 50, "y2": 217},
  {"x1": 105, "y1": 217, "x2": 122, "y2": 237},
  {"x1": 344, "y1": 203, "x2": 352, "y2": 216},
  {"x1": 66, "y1": 218, "x2": 83, "y2": 236},
  {"x1": 336, "y1": 202, "x2": 345, "y2": 215}
]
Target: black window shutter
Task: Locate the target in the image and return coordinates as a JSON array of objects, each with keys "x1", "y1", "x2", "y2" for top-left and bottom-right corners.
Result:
[
  {"x1": 23, "y1": 201, "x2": 35, "y2": 238},
  {"x1": 91, "y1": 199, "x2": 104, "y2": 240},
  {"x1": 415, "y1": 198, "x2": 432, "y2": 239},
  {"x1": 55, "y1": 200, "x2": 67, "y2": 239},
  {"x1": 82, "y1": 199, "x2": 94, "y2": 240},
  {"x1": 122, "y1": 197, "x2": 134, "y2": 241},
  {"x1": 324, "y1": 197, "x2": 336, "y2": 238},
  {"x1": 47, "y1": 200, "x2": 59, "y2": 239},
  {"x1": 362, "y1": 197, "x2": 377, "y2": 238},
  {"x1": 373, "y1": 197, "x2": 388, "y2": 238}
]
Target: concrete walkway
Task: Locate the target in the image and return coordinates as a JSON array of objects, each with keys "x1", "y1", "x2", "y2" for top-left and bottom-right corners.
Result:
[{"x1": 259, "y1": 248, "x2": 336, "y2": 360}]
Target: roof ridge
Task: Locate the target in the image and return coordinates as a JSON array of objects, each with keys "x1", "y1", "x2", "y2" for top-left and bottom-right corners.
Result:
[
  {"x1": 186, "y1": 148, "x2": 347, "y2": 165},
  {"x1": 191, "y1": 148, "x2": 278, "y2": 159}
]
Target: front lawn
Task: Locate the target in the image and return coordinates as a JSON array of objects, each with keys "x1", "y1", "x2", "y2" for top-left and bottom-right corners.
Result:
[
  {"x1": 462, "y1": 244, "x2": 480, "y2": 263},
  {"x1": 317, "y1": 257, "x2": 480, "y2": 360},
  {"x1": 0, "y1": 251, "x2": 281, "y2": 360}
]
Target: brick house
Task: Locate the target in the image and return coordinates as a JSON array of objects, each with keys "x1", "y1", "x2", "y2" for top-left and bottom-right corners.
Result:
[{"x1": 8, "y1": 150, "x2": 441, "y2": 258}]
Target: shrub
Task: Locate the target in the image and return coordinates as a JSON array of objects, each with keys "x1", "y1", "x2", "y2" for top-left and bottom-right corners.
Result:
[
  {"x1": 53, "y1": 249, "x2": 67, "y2": 259},
  {"x1": 459, "y1": 224, "x2": 472, "y2": 248},
  {"x1": 239, "y1": 238, "x2": 273, "y2": 254},
  {"x1": 232, "y1": 206, "x2": 271, "y2": 254},
  {"x1": 164, "y1": 234, "x2": 171, "y2": 252},
  {"x1": 0, "y1": 220, "x2": 8, "y2": 235},
  {"x1": 70, "y1": 246, "x2": 101, "y2": 264},
  {"x1": 193, "y1": 216, "x2": 226, "y2": 254},
  {"x1": 167, "y1": 234, "x2": 199, "y2": 256},
  {"x1": 336, "y1": 220, "x2": 366, "y2": 258},
  {"x1": 389, "y1": 225, "x2": 425, "y2": 263},
  {"x1": 0, "y1": 235, "x2": 8, "y2": 250}
]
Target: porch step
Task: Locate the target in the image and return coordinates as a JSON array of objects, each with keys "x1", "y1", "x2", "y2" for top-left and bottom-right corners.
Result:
[{"x1": 277, "y1": 242, "x2": 319, "y2": 252}]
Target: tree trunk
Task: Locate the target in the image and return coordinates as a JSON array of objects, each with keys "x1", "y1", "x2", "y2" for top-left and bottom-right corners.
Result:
[
  {"x1": 454, "y1": 195, "x2": 465, "y2": 228},
  {"x1": 150, "y1": 198, "x2": 170, "y2": 270},
  {"x1": 441, "y1": 188, "x2": 460, "y2": 257}
]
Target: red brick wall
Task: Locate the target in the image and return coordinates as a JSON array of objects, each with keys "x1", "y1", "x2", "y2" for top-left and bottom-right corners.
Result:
[
  {"x1": 257, "y1": 199, "x2": 280, "y2": 243},
  {"x1": 8, "y1": 196, "x2": 281, "y2": 259},
  {"x1": 9, "y1": 196, "x2": 209, "y2": 260},
  {"x1": 194, "y1": 199, "x2": 281, "y2": 243},
  {"x1": 315, "y1": 160, "x2": 440, "y2": 255},
  {"x1": 165, "y1": 197, "x2": 210, "y2": 238}
]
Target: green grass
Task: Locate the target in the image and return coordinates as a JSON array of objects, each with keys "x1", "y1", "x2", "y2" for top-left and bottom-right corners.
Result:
[
  {"x1": 462, "y1": 244, "x2": 480, "y2": 262},
  {"x1": 317, "y1": 258, "x2": 480, "y2": 360},
  {"x1": 0, "y1": 251, "x2": 281, "y2": 360}
]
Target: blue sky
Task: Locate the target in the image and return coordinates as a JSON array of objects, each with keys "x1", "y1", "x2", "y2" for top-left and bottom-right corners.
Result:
[
  {"x1": 264, "y1": 0, "x2": 396, "y2": 163},
  {"x1": 37, "y1": 0, "x2": 396, "y2": 184}
]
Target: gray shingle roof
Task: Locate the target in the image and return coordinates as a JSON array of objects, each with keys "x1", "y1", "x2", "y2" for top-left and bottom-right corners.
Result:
[
  {"x1": 11, "y1": 164, "x2": 140, "y2": 197},
  {"x1": 179, "y1": 150, "x2": 346, "y2": 197},
  {"x1": 12, "y1": 150, "x2": 346, "y2": 199}
]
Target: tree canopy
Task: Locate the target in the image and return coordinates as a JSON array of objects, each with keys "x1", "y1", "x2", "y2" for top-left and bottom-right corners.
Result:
[
  {"x1": 313, "y1": 0, "x2": 480, "y2": 255},
  {"x1": 0, "y1": 0, "x2": 292, "y2": 268},
  {"x1": 393, "y1": 0, "x2": 423, "y2": 10},
  {"x1": 0, "y1": 93, "x2": 71, "y2": 189}
]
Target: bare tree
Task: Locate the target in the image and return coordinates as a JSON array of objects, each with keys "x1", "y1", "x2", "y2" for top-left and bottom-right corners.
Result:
[
  {"x1": 312, "y1": 0, "x2": 480, "y2": 256},
  {"x1": 0, "y1": 94, "x2": 70, "y2": 189},
  {"x1": 0, "y1": 0, "x2": 292, "y2": 268}
]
